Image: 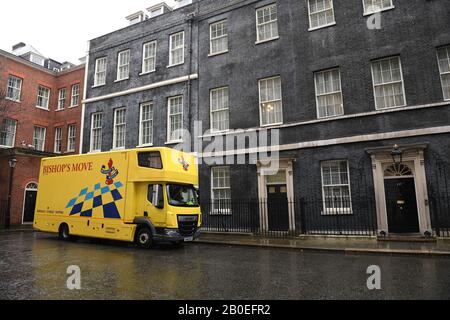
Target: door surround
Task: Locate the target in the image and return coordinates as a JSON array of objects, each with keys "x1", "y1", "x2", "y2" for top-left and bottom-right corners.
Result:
[
  {"x1": 257, "y1": 158, "x2": 295, "y2": 232},
  {"x1": 22, "y1": 182, "x2": 38, "y2": 225},
  {"x1": 367, "y1": 144, "x2": 432, "y2": 236}
]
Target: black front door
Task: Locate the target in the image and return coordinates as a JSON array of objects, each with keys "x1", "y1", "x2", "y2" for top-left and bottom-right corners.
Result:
[
  {"x1": 23, "y1": 190, "x2": 37, "y2": 223},
  {"x1": 384, "y1": 178, "x2": 420, "y2": 233},
  {"x1": 267, "y1": 185, "x2": 289, "y2": 232}
]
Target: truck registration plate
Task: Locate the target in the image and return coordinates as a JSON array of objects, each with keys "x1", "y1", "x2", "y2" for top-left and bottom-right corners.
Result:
[{"x1": 184, "y1": 237, "x2": 194, "y2": 242}]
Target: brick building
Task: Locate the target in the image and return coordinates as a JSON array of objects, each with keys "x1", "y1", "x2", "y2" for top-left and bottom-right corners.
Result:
[
  {"x1": 0, "y1": 45, "x2": 85, "y2": 226},
  {"x1": 82, "y1": 0, "x2": 450, "y2": 238}
]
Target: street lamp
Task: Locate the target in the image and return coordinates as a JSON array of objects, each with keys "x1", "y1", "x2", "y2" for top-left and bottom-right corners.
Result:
[
  {"x1": 391, "y1": 144, "x2": 403, "y2": 167},
  {"x1": 5, "y1": 158, "x2": 17, "y2": 229}
]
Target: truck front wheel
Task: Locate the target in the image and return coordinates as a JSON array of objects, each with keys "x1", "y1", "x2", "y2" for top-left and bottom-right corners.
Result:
[{"x1": 135, "y1": 227, "x2": 153, "y2": 249}]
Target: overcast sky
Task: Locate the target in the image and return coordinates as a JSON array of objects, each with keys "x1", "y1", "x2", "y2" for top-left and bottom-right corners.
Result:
[{"x1": 0, "y1": 0, "x2": 178, "y2": 64}]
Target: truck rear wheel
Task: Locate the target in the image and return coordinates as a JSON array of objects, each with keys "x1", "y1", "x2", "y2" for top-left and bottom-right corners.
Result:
[
  {"x1": 59, "y1": 224, "x2": 70, "y2": 241},
  {"x1": 135, "y1": 227, "x2": 153, "y2": 249}
]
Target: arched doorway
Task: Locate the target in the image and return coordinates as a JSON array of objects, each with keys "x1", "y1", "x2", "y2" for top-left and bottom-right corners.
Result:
[{"x1": 22, "y1": 182, "x2": 38, "y2": 224}]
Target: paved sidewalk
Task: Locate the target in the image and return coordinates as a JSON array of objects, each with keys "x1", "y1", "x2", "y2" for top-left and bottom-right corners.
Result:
[{"x1": 195, "y1": 232, "x2": 450, "y2": 257}]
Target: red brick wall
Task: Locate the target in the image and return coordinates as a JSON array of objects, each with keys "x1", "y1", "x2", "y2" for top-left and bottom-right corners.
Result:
[
  {"x1": 0, "y1": 54, "x2": 85, "y2": 225},
  {"x1": 0, "y1": 54, "x2": 84, "y2": 154}
]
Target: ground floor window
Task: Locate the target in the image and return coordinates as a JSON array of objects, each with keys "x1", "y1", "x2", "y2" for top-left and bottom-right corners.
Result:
[
  {"x1": 321, "y1": 160, "x2": 352, "y2": 214},
  {"x1": 211, "y1": 167, "x2": 231, "y2": 214}
]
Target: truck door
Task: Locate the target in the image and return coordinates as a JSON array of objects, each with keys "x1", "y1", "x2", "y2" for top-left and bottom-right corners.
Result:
[{"x1": 145, "y1": 184, "x2": 165, "y2": 227}]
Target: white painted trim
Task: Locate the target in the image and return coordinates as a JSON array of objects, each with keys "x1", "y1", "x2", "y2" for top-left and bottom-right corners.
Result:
[
  {"x1": 89, "y1": 112, "x2": 102, "y2": 153},
  {"x1": 210, "y1": 86, "x2": 230, "y2": 132},
  {"x1": 362, "y1": 0, "x2": 395, "y2": 16},
  {"x1": 255, "y1": 3, "x2": 278, "y2": 44},
  {"x1": 199, "y1": 101, "x2": 450, "y2": 139},
  {"x1": 314, "y1": 67, "x2": 344, "y2": 119},
  {"x1": 169, "y1": 31, "x2": 185, "y2": 67},
  {"x1": 167, "y1": 95, "x2": 184, "y2": 143},
  {"x1": 437, "y1": 46, "x2": 450, "y2": 101},
  {"x1": 200, "y1": 125, "x2": 450, "y2": 158},
  {"x1": 93, "y1": 56, "x2": 107, "y2": 87},
  {"x1": 83, "y1": 74, "x2": 198, "y2": 104},
  {"x1": 307, "y1": 0, "x2": 336, "y2": 31},
  {"x1": 209, "y1": 19, "x2": 228, "y2": 56},
  {"x1": 258, "y1": 76, "x2": 283, "y2": 127},
  {"x1": 80, "y1": 40, "x2": 90, "y2": 154},
  {"x1": 371, "y1": 56, "x2": 407, "y2": 110},
  {"x1": 112, "y1": 107, "x2": 127, "y2": 150},
  {"x1": 116, "y1": 49, "x2": 131, "y2": 82},
  {"x1": 139, "y1": 101, "x2": 154, "y2": 146},
  {"x1": 142, "y1": 40, "x2": 157, "y2": 75}
]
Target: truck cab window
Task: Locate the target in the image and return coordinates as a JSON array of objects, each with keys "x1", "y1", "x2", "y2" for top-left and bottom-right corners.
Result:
[
  {"x1": 148, "y1": 184, "x2": 164, "y2": 209},
  {"x1": 167, "y1": 184, "x2": 199, "y2": 207},
  {"x1": 138, "y1": 151, "x2": 163, "y2": 169}
]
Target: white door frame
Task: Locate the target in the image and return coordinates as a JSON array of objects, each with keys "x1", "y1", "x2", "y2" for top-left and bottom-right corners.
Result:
[
  {"x1": 22, "y1": 182, "x2": 38, "y2": 225},
  {"x1": 257, "y1": 158, "x2": 295, "y2": 232},
  {"x1": 368, "y1": 145, "x2": 432, "y2": 236}
]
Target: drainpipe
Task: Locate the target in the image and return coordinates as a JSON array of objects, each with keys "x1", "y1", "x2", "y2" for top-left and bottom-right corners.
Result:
[
  {"x1": 186, "y1": 9, "x2": 196, "y2": 150},
  {"x1": 79, "y1": 40, "x2": 91, "y2": 154}
]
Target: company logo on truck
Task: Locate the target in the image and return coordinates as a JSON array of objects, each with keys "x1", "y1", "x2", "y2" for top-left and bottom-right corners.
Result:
[
  {"x1": 101, "y1": 159, "x2": 119, "y2": 185},
  {"x1": 178, "y1": 156, "x2": 190, "y2": 171}
]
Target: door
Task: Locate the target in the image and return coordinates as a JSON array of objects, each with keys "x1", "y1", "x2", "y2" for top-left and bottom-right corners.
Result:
[
  {"x1": 384, "y1": 178, "x2": 420, "y2": 233},
  {"x1": 267, "y1": 185, "x2": 289, "y2": 232},
  {"x1": 23, "y1": 190, "x2": 37, "y2": 223}
]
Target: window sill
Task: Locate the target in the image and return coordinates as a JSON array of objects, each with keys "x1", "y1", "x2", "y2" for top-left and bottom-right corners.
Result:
[
  {"x1": 88, "y1": 150, "x2": 101, "y2": 154},
  {"x1": 165, "y1": 140, "x2": 183, "y2": 145},
  {"x1": 136, "y1": 143, "x2": 154, "y2": 148},
  {"x1": 0, "y1": 145, "x2": 14, "y2": 149},
  {"x1": 363, "y1": 6, "x2": 395, "y2": 16},
  {"x1": 317, "y1": 112, "x2": 345, "y2": 120},
  {"x1": 5, "y1": 97, "x2": 21, "y2": 103},
  {"x1": 36, "y1": 106, "x2": 50, "y2": 111},
  {"x1": 167, "y1": 62, "x2": 184, "y2": 69},
  {"x1": 375, "y1": 103, "x2": 407, "y2": 111},
  {"x1": 69, "y1": 105, "x2": 78, "y2": 109},
  {"x1": 92, "y1": 84, "x2": 106, "y2": 89},
  {"x1": 308, "y1": 22, "x2": 336, "y2": 32},
  {"x1": 66, "y1": 150, "x2": 76, "y2": 153},
  {"x1": 209, "y1": 129, "x2": 231, "y2": 135},
  {"x1": 255, "y1": 36, "x2": 279, "y2": 45},
  {"x1": 260, "y1": 122, "x2": 283, "y2": 128},
  {"x1": 321, "y1": 210, "x2": 353, "y2": 216},
  {"x1": 208, "y1": 50, "x2": 229, "y2": 57},
  {"x1": 111, "y1": 147, "x2": 125, "y2": 151},
  {"x1": 55, "y1": 108, "x2": 65, "y2": 112},
  {"x1": 139, "y1": 70, "x2": 156, "y2": 76},
  {"x1": 114, "y1": 78, "x2": 129, "y2": 83}
]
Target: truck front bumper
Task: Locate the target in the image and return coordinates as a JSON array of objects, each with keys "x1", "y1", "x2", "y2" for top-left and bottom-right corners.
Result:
[{"x1": 153, "y1": 228, "x2": 201, "y2": 243}]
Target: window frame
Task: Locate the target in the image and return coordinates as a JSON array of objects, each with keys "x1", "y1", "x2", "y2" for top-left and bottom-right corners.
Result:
[
  {"x1": 258, "y1": 76, "x2": 283, "y2": 127},
  {"x1": 362, "y1": 0, "x2": 395, "y2": 16},
  {"x1": 139, "y1": 102, "x2": 154, "y2": 147},
  {"x1": 116, "y1": 50, "x2": 131, "y2": 82},
  {"x1": 90, "y1": 112, "x2": 103, "y2": 153},
  {"x1": 54, "y1": 127, "x2": 63, "y2": 154},
  {"x1": 57, "y1": 88, "x2": 66, "y2": 110},
  {"x1": 255, "y1": 3, "x2": 279, "y2": 44},
  {"x1": 169, "y1": 31, "x2": 185, "y2": 67},
  {"x1": 112, "y1": 107, "x2": 127, "y2": 150},
  {"x1": 209, "y1": 19, "x2": 229, "y2": 56},
  {"x1": 141, "y1": 41, "x2": 157, "y2": 75},
  {"x1": 437, "y1": 45, "x2": 450, "y2": 101},
  {"x1": 210, "y1": 166, "x2": 232, "y2": 215},
  {"x1": 167, "y1": 95, "x2": 184, "y2": 143},
  {"x1": 36, "y1": 86, "x2": 50, "y2": 110},
  {"x1": 33, "y1": 126, "x2": 46, "y2": 151},
  {"x1": 210, "y1": 86, "x2": 230, "y2": 133},
  {"x1": 307, "y1": 0, "x2": 336, "y2": 31},
  {"x1": 0, "y1": 118, "x2": 17, "y2": 148},
  {"x1": 67, "y1": 124, "x2": 76, "y2": 152},
  {"x1": 320, "y1": 160, "x2": 353, "y2": 215},
  {"x1": 6, "y1": 75, "x2": 22, "y2": 102},
  {"x1": 94, "y1": 57, "x2": 107, "y2": 87},
  {"x1": 70, "y1": 84, "x2": 80, "y2": 107},
  {"x1": 370, "y1": 56, "x2": 407, "y2": 110},
  {"x1": 314, "y1": 68, "x2": 344, "y2": 119}
]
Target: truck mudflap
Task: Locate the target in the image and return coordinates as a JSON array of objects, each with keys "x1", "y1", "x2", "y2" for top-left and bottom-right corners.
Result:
[{"x1": 153, "y1": 228, "x2": 201, "y2": 243}]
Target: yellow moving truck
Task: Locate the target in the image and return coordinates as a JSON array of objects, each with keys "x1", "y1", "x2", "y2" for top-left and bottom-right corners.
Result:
[{"x1": 33, "y1": 148, "x2": 201, "y2": 248}]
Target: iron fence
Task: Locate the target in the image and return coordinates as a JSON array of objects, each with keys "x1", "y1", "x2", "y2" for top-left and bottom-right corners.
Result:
[
  {"x1": 430, "y1": 196, "x2": 450, "y2": 237},
  {"x1": 200, "y1": 197, "x2": 378, "y2": 237},
  {"x1": 0, "y1": 200, "x2": 7, "y2": 227}
]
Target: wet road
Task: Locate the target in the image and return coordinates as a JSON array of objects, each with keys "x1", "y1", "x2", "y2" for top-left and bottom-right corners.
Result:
[{"x1": 0, "y1": 231, "x2": 449, "y2": 300}]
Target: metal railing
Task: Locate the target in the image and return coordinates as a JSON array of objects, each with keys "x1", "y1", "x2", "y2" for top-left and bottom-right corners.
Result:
[
  {"x1": 430, "y1": 195, "x2": 450, "y2": 237},
  {"x1": 200, "y1": 197, "x2": 378, "y2": 237}
]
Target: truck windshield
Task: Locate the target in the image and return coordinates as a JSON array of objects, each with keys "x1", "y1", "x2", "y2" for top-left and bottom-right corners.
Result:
[{"x1": 167, "y1": 184, "x2": 199, "y2": 207}]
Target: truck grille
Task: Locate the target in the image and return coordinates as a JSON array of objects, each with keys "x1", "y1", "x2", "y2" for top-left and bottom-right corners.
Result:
[{"x1": 177, "y1": 215, "x2": 198, "y2": 236}]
